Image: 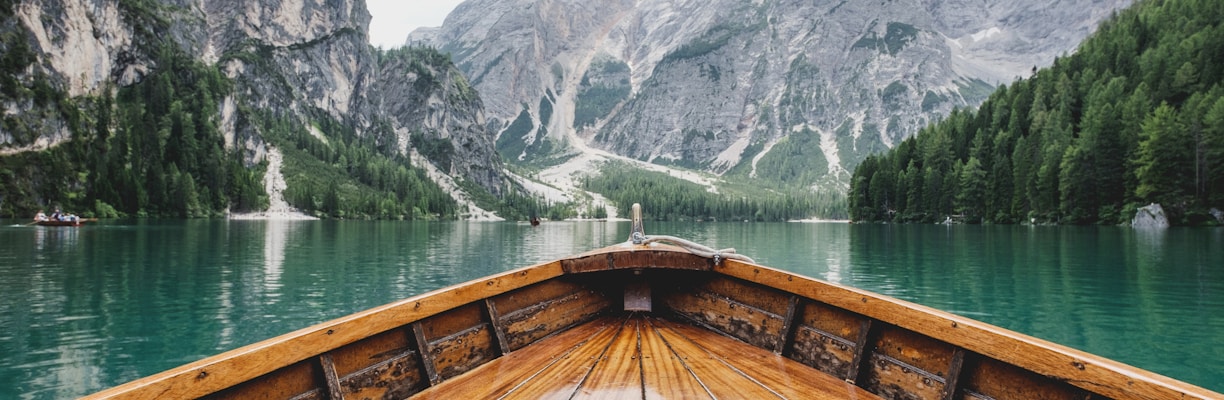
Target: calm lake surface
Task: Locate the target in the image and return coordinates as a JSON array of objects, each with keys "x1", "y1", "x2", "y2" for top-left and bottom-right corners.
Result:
[{"x1": 1, "y1": 220, "x2": 1221, "y2": 398}]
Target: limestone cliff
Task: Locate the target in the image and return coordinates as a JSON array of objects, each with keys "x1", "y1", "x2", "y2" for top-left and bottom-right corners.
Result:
[
  {"x1": 0, "y1": 0, "x2": 504, "y2": 203},
  {"x1": 412, "y1": 0, "x2": 1131, "y2": 190}
]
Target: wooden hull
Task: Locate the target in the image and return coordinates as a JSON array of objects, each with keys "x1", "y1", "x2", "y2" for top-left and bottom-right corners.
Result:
[
  {"x1": 84, "y1": 244, "x2": 1221, "y2": 400},
  {"x1": 34, "y1": 219, "x2": 88, "y2": 227}
]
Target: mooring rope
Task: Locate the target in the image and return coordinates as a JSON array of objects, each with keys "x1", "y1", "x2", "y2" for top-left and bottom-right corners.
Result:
[{"x1": 639, "y1": 235, "x2": 756, "y2": 264}]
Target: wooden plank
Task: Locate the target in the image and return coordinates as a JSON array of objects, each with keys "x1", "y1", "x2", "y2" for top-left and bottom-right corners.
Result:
[
  {"x1": 646, "y1": 318, "x2": 782, "y2": 399},
  {"x1": 562, "y1": 248, "x2": 711, "y2": 273},
  {"x1": 429, "y1": 324, "x2": 497, "y2": 380},
  {"x1": 774, "y1": 296, "x2": 801, "y2": 354},
  {"x1": 418, "y1": 303, "x2": 484, "y2": 341},
  {"x1": 696, "y1": 276, "x2": 793, "y2": 316},
  {"x1": 639, "y1": 316, "x2": 711, "y2": 399},
  {"x1": 85, "y1": 261, "x2": 566, "y2": 400},
  {"x1": 662, "y1": 289, "x2": 786, "y2": 350},
  {"x1": 712, "y1": 259, "x2": 1223, "y2": 400},
  {"x1": 656, "y1": 318, "x2": 883, "y2": 400},
  {"x1": 493, "y1": 279, "x2": 589, "y2": 315},
  {"x1": 327, "y1": 328, "x2": 412, "y2": 377},
  {"x1": 203, "y1": 361, "x2": 321, "y2": 400},
  {"x1": 416, "y1": 303, "x2": 498, "y2": 380},
  {"x1": 318, "y1": 354, "x2": 343, "y2": 400},
  {"x1": 411, "y1": 318, "x2": 618, "y2": 399},
  {"x1": 502, "y1": 289, "x2": 610, "y2": 351},
  {"x1": 484, "y1": 298, "x2": 511, "y2": 356},
  {"x1": 788, "y1": 325, "x2": 857, "y2": 377},
  {"x1": 860, "y1": 325, "x2": 957, "y2": 399},
  {"x1": 573, "y1": 316, "x2": 645, "y2": 398},
  {"x1": 336, "y1": 350, "x2": 424, "y2": 399},
  {"x1": 862, "y1": 353, "x2": 946, "y2": 400},
  {"x1": 943, "y1": 349, "x2": 967, "y2": 400},
  {"x1": 961, "y1": 355, "x2": 1097, "y2": 400},
  {"x1": 325, "y1": 326, "x2": 428, "y2": 399},
  {"x1": 498, "y1": 318, "x2": 626, "y2": 399},
  {"x1": 847, "y1": 319, "x2": 876, "y2": 384},
  {"x1": 411, "y1": 322, "x2": 440, "y2": 386},
  {"x1": 799, "y1": 301, "x2": 864, "y2": 343}
]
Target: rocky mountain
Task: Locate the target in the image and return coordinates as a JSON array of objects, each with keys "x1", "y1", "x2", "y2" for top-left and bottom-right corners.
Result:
[
  {"x1": 0, "y1": 0, "x2": 505, "y2": 217},
  {"x1": 411, "y1": 0, "x2": 1132, "y2": 192}
]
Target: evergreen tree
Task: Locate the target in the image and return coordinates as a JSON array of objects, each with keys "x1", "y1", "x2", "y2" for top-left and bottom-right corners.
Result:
[{"x1": 1134, "y1": 103, "x2": 1191, "y2": 206}]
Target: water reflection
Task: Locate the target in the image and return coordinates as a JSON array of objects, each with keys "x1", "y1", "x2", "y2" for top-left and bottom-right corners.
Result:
[{"x1": 262, "y1": 220, "x2": 306, "y2": 298}]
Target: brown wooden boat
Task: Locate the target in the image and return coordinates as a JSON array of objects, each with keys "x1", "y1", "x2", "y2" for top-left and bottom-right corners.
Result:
[
  {"x1": 34, "y1": 219, "x2": 90, "y2": 227},
  {"x1": 84, "y1": 206, "x2": 1220, "y2": 400}
]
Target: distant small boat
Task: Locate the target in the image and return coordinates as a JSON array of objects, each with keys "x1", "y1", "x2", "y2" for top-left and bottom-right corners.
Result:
[
  {"x1": 83, "y1": 205, "x2": 1221, "y2": 399},
  {"x1": 35, "y1": 219, "x2": 90, "y2": 227}
]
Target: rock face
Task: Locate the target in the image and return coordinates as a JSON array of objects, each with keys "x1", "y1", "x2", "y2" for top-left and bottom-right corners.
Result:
[
  {"x1": 1, "y1": 0, "x2": 504, "y2": 196},
  {"x1": 412, "y1": 0, "x2": 1131, "y2": 189},
  {"x1": 375, "y1": 49, "x2": 504, "y2": 194},
  {"x1": 1132, "y1": 203, "x2": 1169, "y2": 229}
]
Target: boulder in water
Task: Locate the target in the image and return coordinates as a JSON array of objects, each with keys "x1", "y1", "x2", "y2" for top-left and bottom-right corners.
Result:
[
  {"x1": 1211, "y1": 208, "x2": 1223, "y2": 224},
  {"x1": 1132, "y1": 203, "x2": 1169, "y2": 229}
]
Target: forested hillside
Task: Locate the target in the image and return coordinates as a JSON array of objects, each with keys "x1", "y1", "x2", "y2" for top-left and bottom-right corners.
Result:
[
  {"x1": 849, "y1": 0, "x2": 1224, "y2": 225},
  {"x1": 0, "y1": 13, "x2": 461, "y2": 220},
  {"x1": 584, "y1": 163, "x2": 847, "y2": 222},
  {"x1": 0, "y1": 22, "x2": 267, "y2": 218},
  {"x1": 0, "y1": 0, "x2": 535, "y2": 221}
]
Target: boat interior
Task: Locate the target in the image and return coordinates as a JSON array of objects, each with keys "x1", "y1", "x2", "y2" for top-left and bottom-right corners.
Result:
[{"x1": 195, "y1": 254, "x2": 1128, "y2": 400}]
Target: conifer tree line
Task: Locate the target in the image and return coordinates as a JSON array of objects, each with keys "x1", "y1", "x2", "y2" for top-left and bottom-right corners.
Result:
[
  {"x1": 258, "y1": 114, "x2": 459, "y2": 220},
  {"x1": 850, "y1": 0, "x2": 1224, "y2": 225},
  {"x1": 584, "y1": 163, "x2": 847, "y2": 221},
  {"x1": 0, "y1": 41, "x2": 266, "y2": 218}
]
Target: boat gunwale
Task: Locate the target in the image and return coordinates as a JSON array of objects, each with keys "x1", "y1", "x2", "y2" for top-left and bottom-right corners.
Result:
[
  {"x1": 82, "y1": 258, "x2": 569, "y2": 399},
  {"x1": 83, "y1": 243, "x2": 1221, "y2": 400},
  {"x1": 711, "y1": 259, "x2": 1220, "y2": 400}
]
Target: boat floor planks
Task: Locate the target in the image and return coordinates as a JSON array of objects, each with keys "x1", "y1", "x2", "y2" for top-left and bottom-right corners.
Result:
[{"x1": 414, "y1": 314, "x2": 881, "y2": 399}]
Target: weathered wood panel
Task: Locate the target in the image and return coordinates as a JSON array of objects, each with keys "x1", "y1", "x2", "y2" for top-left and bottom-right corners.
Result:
[
  {"x1": 328, "y1": 328, "x2": 413, "y2": 377},
  {"x1": 419, "y1": 303, "x2": 484, "y2": 341},
  {"x1": 786, "y1": 301, "x2": 863, "y2": 375},
  {"x1": 203, "y1": 361, "x2": 322, "y2": 400},
  {"x1": 661, "y1": 287, "x2": 786, "y2": 350},
  {"x1": 415, "y1": 303, "x2": 498, "y2": 380},
  {"x1": 697, "y1": 276, "x2": 793, "y2": 315},
  {"x1": 961, "y1": 356, "x2": 1098, "y2": 400},
  {"x1": 501, "y1": 289, "x2": 610, "y2": 351},
  {"x1": 859, "y1": 325, "x2": 957, "y2": 399},
  {"x1": 862, "y1": 353, "x2": 947, "y2": 400},
  {"x1": 411, "y1": 319, "x2": 618, "y2": 399},
  {"x1": 563, "y1": 249, "x2": 710, "y2": 273},
  {"x1": 338, "y1": 351, "x2": 425, "y2": 399},
  {"x1": 800, "y1": 301, "x2": 865, "y2": 344},
  {"x1": 429, "y1": 324, "x2": 497, "y2": 380},
  {"x1": 788, "y1": 325, "x2": 858, "y2": 377},
  {"x1": 492, "y1": 279, "x2": 588, "y2": 316}
]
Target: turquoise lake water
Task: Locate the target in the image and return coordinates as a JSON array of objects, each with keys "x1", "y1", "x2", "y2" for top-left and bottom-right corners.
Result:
[{"x1": 0, "y1": 220, "x2": 1220, "y2": 398}]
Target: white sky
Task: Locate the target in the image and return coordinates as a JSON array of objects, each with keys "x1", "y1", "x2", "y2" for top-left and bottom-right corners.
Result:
[{"x1": 366, "y1": 0, "x2": 465, "y2": 49}]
